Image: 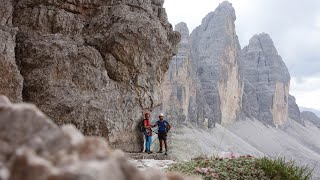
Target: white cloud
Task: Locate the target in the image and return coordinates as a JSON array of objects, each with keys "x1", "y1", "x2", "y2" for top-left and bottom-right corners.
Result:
[
  {"x1": 291, "y1": 76, "x2": 320, "y2": 110},
  {"x1": 164, "y1": 0, "x2": 223, "y2": 31},
  {"x1": 164, "y1": 0, "x2": 320, "y2": 76}
]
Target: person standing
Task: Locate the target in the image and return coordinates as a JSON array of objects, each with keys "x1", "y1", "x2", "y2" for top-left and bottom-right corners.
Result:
[
  {"x1": 143, "y1": 112, "x2": 153, "y2": 154},
  {"x1": 154, "y1": 113, "x2": 170, "y2": 155}
]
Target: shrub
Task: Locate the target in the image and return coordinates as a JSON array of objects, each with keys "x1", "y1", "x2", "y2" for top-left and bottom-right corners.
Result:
[{"x1": 167, "y1": 156, "x2": 313, "y2": 180}]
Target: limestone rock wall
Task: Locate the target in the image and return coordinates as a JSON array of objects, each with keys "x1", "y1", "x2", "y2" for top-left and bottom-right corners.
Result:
[
  {"x1": 240, "y1": 33, "x2": 291, "y2": 125},
  {"x1": 272, "y1": 82, "x2": 289, "y2": 126},
  {"x1": 161, "y1": 22, "x2": 213, "y2": 128},
  {"x1": 288, "y1": 95, "x2": 302, "y2": 125},
  {"x1": 0, "y1": 0, "x2": 23, "y2": 102},
  {"x1": 161, "y1": 22, "x2": 193, "y2": 125},
  {"x1": 0, "y1": 0, "x2": 179, "y2": 152},
  {"x1": 190, "y1": 1, "x2": 243, "y2": 126}
]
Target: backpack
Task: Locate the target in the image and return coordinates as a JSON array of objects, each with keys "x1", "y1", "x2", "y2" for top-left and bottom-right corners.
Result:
[
  {"x1": 157, "y1": 120, "x2": 171, "y2": 133},
  {"x1": 138, "y1": 119, "x2": 146, "y2": 132}
]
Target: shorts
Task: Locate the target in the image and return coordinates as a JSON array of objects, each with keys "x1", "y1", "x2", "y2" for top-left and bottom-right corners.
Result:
[{"x1": 158, "y1": 132, "x2": 167, "y2": 141}]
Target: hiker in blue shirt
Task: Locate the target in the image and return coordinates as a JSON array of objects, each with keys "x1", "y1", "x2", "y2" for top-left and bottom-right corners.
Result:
[{"x1": 153, "y1": 113, "x2": 171, "y2": 155}]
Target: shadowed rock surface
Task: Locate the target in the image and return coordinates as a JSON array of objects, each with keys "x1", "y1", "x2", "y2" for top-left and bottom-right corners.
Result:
[
  {"x1": 301, "y1": 111, "x2": 320, "y2": 128},
  {"x1": 0, "y1": 0, "x2": 23, "y2": 103},
  {"x1": 190, "y1": 1, "x2": 243, "y2": 126},
  {"x1": 288, "y1": 95, "x2": 303, "y2": 125},
  {"x1": 240, "y1": 33, "x2": 290, "y2": 126},
  {"x1": 0, "y1": 95, "x2": 198, "y2": 180},
  {"x1": 0, "y1": 0, "x2": 180, "y2": 152},
  {"x1": 300, "y1": 107, "x2": 320, "y2": 117}
]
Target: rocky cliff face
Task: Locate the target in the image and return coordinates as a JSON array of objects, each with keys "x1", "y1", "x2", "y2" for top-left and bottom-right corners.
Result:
[
  {"x1": 161, "y1": 22, "x2": 212, "y2": 128},
  {"x1": 240, "y1": 33, "x2": 290, "y2": 126},
  {"x1": 301, "y1": 111, "x2": 320, "y2": 127},
  {"x1": 191, "y1": 1, "x2": 243, "y2": 126},
  {"x1": 288, "y1": 95, "x2": 303, "y2": 124},
  {"x1": 0, "y1": 0, "x2": 23, "y2": 103},
  {"x1": 0, "y1": 0, "x2": 179, "y2": 152},
  {"x1": 161, "y1": 22, "x2": 193, "y2": 125}
]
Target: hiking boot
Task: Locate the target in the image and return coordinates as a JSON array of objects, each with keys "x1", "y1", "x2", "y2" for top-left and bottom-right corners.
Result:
[
  {"x1": 157, "y1": 150, "x2": 163, "y2": 153},
  {"x1": 164, "y1": 151, "x2": 168, "y2": 155},
  {"x1": 148, "y1": 151, "x2": 153, "y2": 154}
]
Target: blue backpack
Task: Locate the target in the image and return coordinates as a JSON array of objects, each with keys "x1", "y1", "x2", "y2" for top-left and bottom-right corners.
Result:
[{"x1": 157, "y1": 120, "x2": 170, "y2": 133}]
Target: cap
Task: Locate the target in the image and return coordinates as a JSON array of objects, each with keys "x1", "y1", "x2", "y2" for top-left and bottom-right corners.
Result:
[
  {"x1": 159, "y1": 113, "x2": 164, "y2": 117},
  {"x1": 145, "y1": 113, "x2": 150, "y2": 116}
]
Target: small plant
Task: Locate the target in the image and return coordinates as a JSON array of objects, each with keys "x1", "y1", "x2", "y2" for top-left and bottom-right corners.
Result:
[
  {"x1": 257, "y1": 157, "x2": 313, "y2": 180},
  {"x1": 167, "y1": 156, "x2": 313, "y2": 180}
]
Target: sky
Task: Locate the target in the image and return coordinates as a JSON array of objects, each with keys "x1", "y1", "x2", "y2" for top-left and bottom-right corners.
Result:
[{"x1": 164, "y1": 0, "x2": 320, "y2": 110}]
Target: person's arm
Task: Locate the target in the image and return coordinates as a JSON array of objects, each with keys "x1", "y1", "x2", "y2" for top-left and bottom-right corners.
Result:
[
  {"x1": 151, "y1": 121, "x2": 158, "y2": 128},
  {"x1": 165, "y1": 121, "x2": 170, "y2": 130}
]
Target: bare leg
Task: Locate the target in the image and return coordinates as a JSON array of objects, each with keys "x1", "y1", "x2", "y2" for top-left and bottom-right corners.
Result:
[
  {"x1": 159, "y1": 140, "x2": 163, "y2": 152},
  {"x1": 164, "y1": 140, "x2": 168, "y2": 152}
]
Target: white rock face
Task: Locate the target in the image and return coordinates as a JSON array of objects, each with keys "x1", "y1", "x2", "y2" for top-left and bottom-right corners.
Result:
[{"x1": 131, "y1": 159, "x2": 176, "y2": 170}]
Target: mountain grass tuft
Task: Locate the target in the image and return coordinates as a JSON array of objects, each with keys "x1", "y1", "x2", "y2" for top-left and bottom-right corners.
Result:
[
  {"x1": 257, "y1": 157, "x2": 313, "y2": 180},
  {"x1": 166, "y1": 156, "x2": 313, "y2": 180}
]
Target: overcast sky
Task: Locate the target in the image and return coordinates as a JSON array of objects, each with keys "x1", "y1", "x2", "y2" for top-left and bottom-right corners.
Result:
[{"x1": 164, "y1": 0, "x2": 320, "y2": 110}]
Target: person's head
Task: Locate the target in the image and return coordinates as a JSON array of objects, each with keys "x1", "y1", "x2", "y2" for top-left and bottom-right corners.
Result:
[
  {"x1": 159, "y1": 113, "x2": 164, "y2": 120},
  {"x1": 145, "y1": 113, "x2": 150, "y2": 119}
]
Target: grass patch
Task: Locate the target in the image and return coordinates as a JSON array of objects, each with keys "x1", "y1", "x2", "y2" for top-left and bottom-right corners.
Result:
[
  {"x1": 257, "y1": 157, "x2": 313, "y2": 180},
  {"x1": 167, "y1": 156, "x2": 313, "y2": 180}
]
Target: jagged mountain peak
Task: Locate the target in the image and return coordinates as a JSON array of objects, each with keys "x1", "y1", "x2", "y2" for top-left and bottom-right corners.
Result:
[
  {"x1": 219, "y1": 1, "x2": 234, "y2": 9},
  {"x1": 198, "y1": 1, "x2": 236, "y2": 30},
  {"x1": 247, "y1": 33, "x2": 278, "y2": 55},
  {"x1": 216, "y1": 1, "x2": 236, "y2": 19},
  {"x1": 174, "y1": 22, "x2": 189, "y2": 38},
  {"x1": 248, "y1": 33, "x2": 290, "y2": 82}
]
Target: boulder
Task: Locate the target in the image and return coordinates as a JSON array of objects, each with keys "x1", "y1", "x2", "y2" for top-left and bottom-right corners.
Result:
[{"x1": 0, "y1": 96, "x2": 197, "y2": 180}]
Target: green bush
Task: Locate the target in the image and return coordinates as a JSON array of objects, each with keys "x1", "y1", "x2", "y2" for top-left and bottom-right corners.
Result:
[
  {"x1": 257, "y1": 157, "x2": 313, "y2": 180},
  {"x1": 166, "y1": 156, "x2": 313, "y2": 180}
]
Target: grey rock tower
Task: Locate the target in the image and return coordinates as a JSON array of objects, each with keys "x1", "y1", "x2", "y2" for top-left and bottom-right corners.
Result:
[
  {"x1": 161, "y1": 22, "x2": 213, "y2": 128},
  {"x1": 191, "y1": 1, "x2": 243, "y2": 126},
  {"x1": 240, "y1": 33, "x2": 290, "y2": 125}
]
